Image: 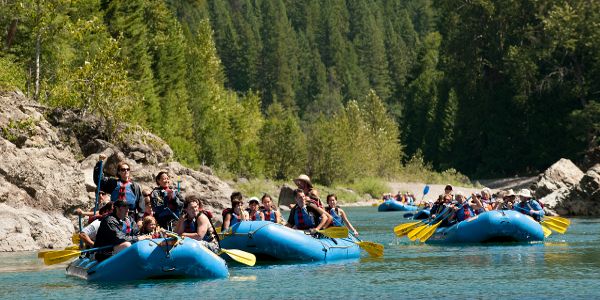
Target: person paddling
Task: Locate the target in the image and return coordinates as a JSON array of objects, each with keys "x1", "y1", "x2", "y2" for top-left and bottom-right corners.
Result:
[
  {"x1": 150, "y1": 171, "x2": 184, "y2": 230},
  {"x1": 94, "y1": 200, "x2": 151, "y2": 261},
  {"x1": 286, "y1": 189, "x2": 331, "y2": 235},
  {"x1": 93, "y1": 154, "x2": 144, "y2": 222},
  {"x1": 326, "y1": 194, "x2": 359, "y2": 237},
  {"x1": 513, "y1": 189, "x2": 544, "y2": 221},
  {"x1": 175, "y1": 195, "x2": 219, "y2": 253}
]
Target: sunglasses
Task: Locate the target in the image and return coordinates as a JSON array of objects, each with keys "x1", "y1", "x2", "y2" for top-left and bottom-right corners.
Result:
[{"x1": 119, "y1": 168, "x2": 130, "y2": 172}]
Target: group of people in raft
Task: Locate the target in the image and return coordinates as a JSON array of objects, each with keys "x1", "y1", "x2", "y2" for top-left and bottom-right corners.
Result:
[
  {"x1": 75, "y1": 155, "x2": 359, "y2": 261},
  {"x1": 412, "y1": 184, "x2": 545, "y2": 227}
]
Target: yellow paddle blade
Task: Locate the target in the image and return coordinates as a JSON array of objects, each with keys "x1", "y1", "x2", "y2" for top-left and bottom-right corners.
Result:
[
  {"x1": 546, "y1": 216, "x2": 570, "y2": 226},
  {"x1": 37, "y1": 245, "x2": 80, "y2": 258},
  {"x1": 541, "y1": 225, "x2": 552, "y2": 237},
  {"x1": 393, "y1": 221, "x2": 423, "y2": 237},
  {"x1": 417, "y1": 220, "x2": 443, "y2": 242},
  {"x1": 541, "y1": 220, "x2": 567, "y2": 234},
  {"x1": 356, "y1": 241, "x2": 384, "y2": 258},
  {"x1": 407, "y1": 224, "x2": 429, "y2": 241},
  {"x1": 219, "y1": 249, "x2": 256, "y2": 266},
  {"x1": 71, "y1": 233, "x2": 80, "y2": 244},
  {"x1": 317, "y1": 227, "x2": 349, "y2": 238},
  {"x1": 43, "y1": 250, "x2": 81, "y2": 265}
]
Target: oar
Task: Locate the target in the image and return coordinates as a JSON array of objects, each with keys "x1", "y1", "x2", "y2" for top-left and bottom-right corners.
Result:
[
  {"x1": 545, "y1": 215, "x2": 570, "y2": 226},
  {"x1": 93, "y1": 159, "x2": 104, "y2": 214},
  {"x1": 394, "y1": 220, "x2": 427, "y2": 237},
  {"x1": 541, "y1": 219, "x2": 567, "y2": 234},
  {"x1": 37, "y1": 245, "x2": 79, "y2": 258},
  {"x1": 219, "y1": 249, "x2": 256, "y2": 266},
  {"x1": 315, "y1": 226, "x2": 349, "y2": 238},
  {"x1": 354, "y1": 237, "x2": 384, "y2": 258},
  {"x1": 541, "y1": 225, "x2": 552, "y2": 237},
  {"x1": 408, "y1": 207, "x2": 453, "y2": 241},
  {"x1": 42, "y1": 245, "x2": 113, "y2": 265},
  {"x1": 71, "y1": 232, "x2": 80, "y2": 245}
]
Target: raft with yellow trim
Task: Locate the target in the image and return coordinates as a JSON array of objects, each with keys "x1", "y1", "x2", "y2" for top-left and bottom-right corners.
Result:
[
  {"x1": 378, "y1": 199, "x2": 418, "y2": 212},
  {"x1": 66, "y1": 237, "x2": 228, "y2": 281},
  {"x1": 219, "y1": 221, "x2": 360, "y2": 262}
]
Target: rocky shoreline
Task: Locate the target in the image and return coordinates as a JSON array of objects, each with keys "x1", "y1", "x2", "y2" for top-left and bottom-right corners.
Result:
[{"x1": 0, "y1": 91, "x2": 598, "y2": 252}]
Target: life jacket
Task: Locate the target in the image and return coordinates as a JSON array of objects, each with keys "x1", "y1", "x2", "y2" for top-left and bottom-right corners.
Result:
[
  {"x1": 262, "y1": 209, "x2": 277, "y2": 222},
  {"x1": 456, "y1": 203, "x2": 473, "y2": 222},
  {"x1": 111, "y1": 181, "x2": 136, "y2": 210},
  {"x1": 121, "y1": 218, "x2": 131, "y2": 234},
  {"x1": 183, "y1": 212, "x2": 215, "y2": 242},
  {"x1": 249, "y1": 210, "x2": 261, "y2": 221},
  {"x1": 293, "y1": 206, "x2": 316, "y2": 230},
  {"x1": 328, "y1": 207, "x2": 344, "y2": 226}
]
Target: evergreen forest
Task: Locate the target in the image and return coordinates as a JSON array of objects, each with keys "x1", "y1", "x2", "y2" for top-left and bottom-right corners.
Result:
[{"x1": 1, "y1": 0, "x2": 598, "y2": 184}]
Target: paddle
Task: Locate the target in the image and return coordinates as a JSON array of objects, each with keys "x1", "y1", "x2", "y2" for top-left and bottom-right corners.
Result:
[
  {"x1": 219, "y1": 248, "x2": 256, "y2": 266},
  {"x1": 421, "y1": 185, "x2": 430, "y2": 203},
  {"x1": 314, "y1": 226, "x2": 349, "y2": 238},
  {"x1": 541, "y1": 218, "x2": 568, "y2": 234},
  {"x1": 93, "y1": 159, "x2": 104, "y2": 214},
  {"x1": 71, "y1": 232, "x2": 80, "y2": 245},
  {"x1": 78, "y1": 215, "x2": 83, "y2": 249},
  {"x1": 545, "y1": 215, "x2": 570, "y2": 226},
  {"x1": 42, "y1": 245, "x2": 113, "y2": 266},
  {"x1": 37, "y1": 245, "x2": 79, "y2": 258},
  {"x1": 354, "y1": 238, "x2": 384, "y2": 258},
  {"x1": 408, "y1": 207, "x2": 454, "y2": 242},
  {"x1": 541, "y1": 225, "x2": 552, "y2": 237},
  {"x1": 394, "y1": 219, "x2": 428, "y2": 237}
]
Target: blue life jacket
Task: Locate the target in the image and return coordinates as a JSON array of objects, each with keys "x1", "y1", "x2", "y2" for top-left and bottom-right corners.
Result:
[
  {"x1": 261, "y1": 209, "x2": 277, "y2": 222},
  {"x1": 250, "y1": 210, "x2": 261, "y2": 221},
  {"x1": 514, "y1": 200, "x2": 544, "y2": 221},
  {"x1": 293, "y1": 206, "x2": 316, "y2": 230},
  {"x1": 328, "y1": 207, "x2": 344, "y2": 226},
  {"x1": 183, "y1": 214, "x2": 215, "y2": 242},
  {"x1": 230, "y1": 213, "x2": 241, "y2": 227},
  {"x1": 455, "y1": 203, "x2": 474, "y2": 222},
  {"x1": 111, "y1": 181, "x2": 136, "y2": 210}
]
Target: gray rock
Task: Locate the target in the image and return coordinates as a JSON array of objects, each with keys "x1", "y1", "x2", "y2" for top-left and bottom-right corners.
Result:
[
  {"x1": 534, "y1": 158, "x2": 583, "y2": 198},
  {"x1": 277, "y1": 185, "x2": 295, "y2": 208}
]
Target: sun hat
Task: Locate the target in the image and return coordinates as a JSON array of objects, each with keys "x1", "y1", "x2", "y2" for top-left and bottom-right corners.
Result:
[
  {"x1": 293, "y1": 174, "x2": 313, "y2": 188},
  {"x1": 248, "y1": 197, "x2": 260, "y2": 205},
  {"x1": 505, "y1": 189, "x2": 516, "y2": 197},
  {"x1": 517, "y1": 189, "x2": 533, "y2": 198}
]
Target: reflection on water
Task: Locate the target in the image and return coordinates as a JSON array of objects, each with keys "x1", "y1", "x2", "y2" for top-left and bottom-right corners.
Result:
[{"x1": 0, "y1": 209, "x2": 599, "y2": 299}]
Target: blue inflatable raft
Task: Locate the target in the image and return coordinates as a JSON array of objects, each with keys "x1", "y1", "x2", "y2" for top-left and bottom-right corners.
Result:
[
  {"x1": 66, "y1": 237, "x2": 229, "y2": 281},
  {"x1": 378, "y1": 200, "x2": 418, "y2": 212},
  {"x1": 219, "y1": 221, "x2": 360, "y2": 262},
  {"x1": 426, "y1": 210, "x2": 545, "y2": 244}
]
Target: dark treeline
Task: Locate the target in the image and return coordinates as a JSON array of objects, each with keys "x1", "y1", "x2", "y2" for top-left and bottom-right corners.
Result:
[{"x1": 1, "y1": 0, "x2": 598, "y2": 181}]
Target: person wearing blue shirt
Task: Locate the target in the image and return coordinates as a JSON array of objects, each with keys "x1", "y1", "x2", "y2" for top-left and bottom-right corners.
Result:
[
  {"x1": 513, "y1": 189, "x2": 544, "y2": 221},
  {"x1": 449, "y1": 191, "x2": 475, "y2": 223}
]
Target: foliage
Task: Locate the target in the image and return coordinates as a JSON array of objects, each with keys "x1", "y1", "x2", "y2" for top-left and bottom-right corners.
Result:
[{"x1": 347, "y1": 177, "x2": 390, "y2": 200}]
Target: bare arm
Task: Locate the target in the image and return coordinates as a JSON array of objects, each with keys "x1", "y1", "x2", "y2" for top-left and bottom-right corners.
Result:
[
  {"x1": 340, "y1": 209, "x2": 358, "y2": 236},
  {"x1": 312, "y1": 205, "x2": 330, "y2": 231},
  {"x1": 222, "y1": 214, "x2": 231, "y2": 231},
  {"x1": 79, "y1": 232, "x2": 94, "y2": 247},
  {"x1": 181, "y1": 214, "x2": 209, "y2": 241}
]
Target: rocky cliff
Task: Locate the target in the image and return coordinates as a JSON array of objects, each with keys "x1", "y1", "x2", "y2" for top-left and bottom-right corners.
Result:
[{"x1": 0, "y1": 91, "x2": 232, "y2": 252}]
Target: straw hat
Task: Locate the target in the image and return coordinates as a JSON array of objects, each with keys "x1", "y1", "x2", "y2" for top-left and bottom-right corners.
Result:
[
  {"x1": 517, "y1": 189, "x2": 533, "y2": 198},
  {"x1": 505, "y1": 189, "x2": 516, "y2": 197},
  {"x1": 293, "y1": 174, "x2": 313, "y2": 188}
]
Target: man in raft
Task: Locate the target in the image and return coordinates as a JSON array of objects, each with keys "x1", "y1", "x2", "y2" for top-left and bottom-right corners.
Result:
[
  {"x1": 94, "y1": 200, "x2": 151, "y2": 261},
  {"x1": 294, "y1": 174, "x2": 323, "y2": 208},
  {"x1": 286, "y1": 189, "x2": 332, "y2": 234},
  {"x1": 513, "y1": 189, "x2": 544, "y2": 221}
]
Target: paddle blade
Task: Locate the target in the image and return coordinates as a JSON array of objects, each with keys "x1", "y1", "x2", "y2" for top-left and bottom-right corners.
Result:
[
  {"x1": 417, "y1": 220, "x2": 443, "y2": 242},
  {"x1": 541, "y1": 225, "x2": 552, "y2": 238},
  {"x1": 357, "y1": 241, "x2": 384, "y2": 258},
  {"x1": 318, "y1": 227, "x2": 349, "y2": 238},
  {"x1": 407, "y1": 224, "x2": 428, "y2": 241},
  {"x1": 43, "y1": 250, "x2": 81, "y2": 265},
  {"x1": 71, "y1": 233, "x2": 80, "y2": 245},
  {"x1": 393, "y1": 221, "x2": 422, "y2": 237},
  {"x1": 546, "y1": 216, "x2": 570, "y2": 226},
  {"x1": 423, "y1": 185, "x2": 430, "y2": 195},
  {"x1": 541, "y1": 220, "x2": 567, "y2": 234},
  {"x1": 220, "y1": 249, "x2": 256, "y2": 266},
  {"x1": 37, "y1": 245, "x2": 80, "y2": 258}
]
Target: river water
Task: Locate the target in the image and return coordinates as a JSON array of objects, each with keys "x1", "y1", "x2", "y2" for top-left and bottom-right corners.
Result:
[{"x1": 0, "y1": 207, "x2": 598, "y2": 299}]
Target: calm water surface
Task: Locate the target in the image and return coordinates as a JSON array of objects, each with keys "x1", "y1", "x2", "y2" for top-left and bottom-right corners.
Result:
[{"x1": 1, "y1": 207, "x2": 599, "y2": 299}]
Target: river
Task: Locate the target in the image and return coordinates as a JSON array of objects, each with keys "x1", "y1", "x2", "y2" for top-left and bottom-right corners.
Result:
[{"x1": 0, "y1": 207, "x2": 598, "y2": 299}]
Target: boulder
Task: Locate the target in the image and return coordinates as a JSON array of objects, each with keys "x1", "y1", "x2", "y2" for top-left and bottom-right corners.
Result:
[
  {"x1": 277, "y1": 185, "x2": 295, "y2": 208},
  {"x1": 533, "y1": 158, "x2": 584, "y2": 198}
]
